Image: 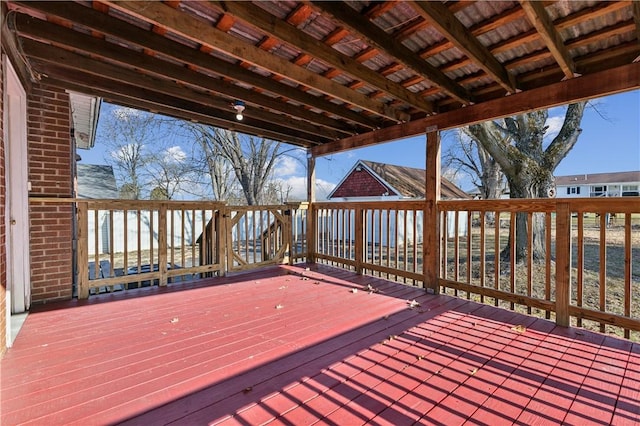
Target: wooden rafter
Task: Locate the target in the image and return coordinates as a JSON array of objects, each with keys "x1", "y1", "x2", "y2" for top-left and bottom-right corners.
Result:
[
  {"x1": 312, "y1": 61, "x2": 640, "y2": 156},
  {"x1": 520, "y1": 1, "x2": 577, "y2": 79},
  {"x1": 13, "y1": 16, "x2": 347, "y2": 142},
  {"x1": 21, "y1": 40, "x2": 329, "y2": 145},
  {"x1": 101, "y1": 0, "x2": 410, "y2": 123},
  {"x1": 634, "y1": 1, "x2": 640, "y2": 48},
  {"x1": 13, "y1": 1, "x2": 375, "y2": 131},
  {"x1": 409, "y1": 1, "x2": 517, "y2": 94},
  {"x1": 310, "y1": 0, "x2": 473, "y2": 105},
  {"x1": 40, "y1": 72, "x2": 321, "y2": 146},
  {"x1": 207, "y1": 1, "x2": 436, "y2": 113}
]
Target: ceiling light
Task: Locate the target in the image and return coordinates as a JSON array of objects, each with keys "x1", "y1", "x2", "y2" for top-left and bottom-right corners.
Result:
[{"x1": 233, "y1": 100, "x2": 245, "y2": 121}]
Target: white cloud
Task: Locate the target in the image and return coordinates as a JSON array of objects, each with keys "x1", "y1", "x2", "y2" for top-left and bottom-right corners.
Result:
[
  {"x1": 545, "y1": 116, "x2": 564, "y2": 139},
  {"x1": 273, "y1": 156, "x2": 301, "y2": 177},
  {"x1": 274, "y1": 176, "x2": 336, "y2": 201},
  {"x1": 165, "y1": 145, "x2": 186, "y2": 162},
  {"x1": 110, "y1": 143, "x2": 143, "y2": 161},
  {"x1": 112, "y1": 106, "x2": 140, "y2": 121}
]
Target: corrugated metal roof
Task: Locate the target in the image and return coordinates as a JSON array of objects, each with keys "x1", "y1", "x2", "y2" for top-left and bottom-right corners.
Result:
[{"x1": 6, "y1": 0, "x2": 638, "y2": 150}]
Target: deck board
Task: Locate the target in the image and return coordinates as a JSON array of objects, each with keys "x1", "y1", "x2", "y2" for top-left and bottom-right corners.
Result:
[{"x1": 2, "y1": 264, "x2": 639, "y2": 425}]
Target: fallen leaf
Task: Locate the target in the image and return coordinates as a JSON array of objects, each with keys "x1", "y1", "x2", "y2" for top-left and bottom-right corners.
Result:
[
  {"x1": 351, "y1": 288, "x2": 358, "y2": 293},
  {"x1": 469, "y1": 368, "x2": 478, "y2": 375},
  {"x1": 301, "y1": 277, "x2": 309, "y2": 281},
  {"x1": 313, "y1": 281, "x2": 321, "y2": 285},
  {"x1": 170, "y1": 317, "x2": 179, "y2": 323},
  {"x1": 275, "y1": 304, "x2": 284, "y2": 309},
  {"x1": 407, "y1": 299, "x2": 420, "y2": 308},
  {"x1": 417, "y1": 355, "x2": 424, "y2": 361},
  {"x1": 383, "y1": 315, "x2": 389, "y2": 320},
  {"x1": 278, "y1": 285, "x2": 287, "y2": 290},
  {"x1": 243, "y1": 387, "x2": 253, "y2": 394},
  {"x1": 305, "y1": 267, "x2": 310, "y2": 271},
  {"x1": 511, "y1": 324, "x2": 526, "y2": 333},
  {"x1": 389, "y1": 334, "x2": 397, "y2": 340}
]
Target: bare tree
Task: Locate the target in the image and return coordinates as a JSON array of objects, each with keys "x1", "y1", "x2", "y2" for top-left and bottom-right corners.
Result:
[
  {"x1": 467, "y1": 102, "x2": 587, "y2": 262},
  {"x1": 444, "y1": 130, "x2": 505, "y2": 200},
  {"x1": 187, "y1": 126, "x2": 284, "y2": 205},
  {"x1": 101, "y1": 105, "x2": 160, "y2": 199}
]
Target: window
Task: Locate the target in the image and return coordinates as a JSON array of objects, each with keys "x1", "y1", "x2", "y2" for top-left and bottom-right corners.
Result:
[
  {"x1": 622, "y1": 185, "x2": 638, "y2": 191},
  {"x1": 567, "y1": 187, "x2": 580, "y2": 195}
]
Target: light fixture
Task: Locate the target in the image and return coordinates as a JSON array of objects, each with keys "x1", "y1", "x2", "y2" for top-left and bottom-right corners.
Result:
[{"x1": 232, "y1": 100, "x2": 245, "y2": 121}]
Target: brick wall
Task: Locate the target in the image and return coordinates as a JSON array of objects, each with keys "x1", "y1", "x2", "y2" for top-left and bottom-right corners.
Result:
[
  {"x1": 1, "y1": 50, "x2": 7, "y2": 355},
  {"x1": 28, "y1": 83, "x2": 74, "y2": 303}
]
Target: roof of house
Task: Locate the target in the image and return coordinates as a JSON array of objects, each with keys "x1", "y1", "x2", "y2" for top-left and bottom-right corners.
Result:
[
  {"x1": 329, "y1": 160, "x2": 469, "y2": 200},
  {"x1": 555, "y1": 171, "x2": 640, "y2": 186},
  {"x1": 69, "y1": 91, "x2": 102, "y2": 150},
  {"x1": 76, "y1": 164, "x2": 118, "y2": 199}
]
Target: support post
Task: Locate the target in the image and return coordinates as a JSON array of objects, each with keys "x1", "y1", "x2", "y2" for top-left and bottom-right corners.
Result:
[
  {"x1": 355, "y1": 206, "x2": 364, "y2": 275},
  {"x1": 158, "y1": 203, "x2": 168, "y2": 286},
  {"x1": 76, "y1": 201, "x2": 89, "y2": 299},
  {"x1": 307, "y1": 152, "x2": 316, "y2": 264},
  {"x1": 424, "y1": 127, "x2": 441, "y2": 293},
  {"x1": 555, "y1": 201, "x2": 572, "y2": 326}
]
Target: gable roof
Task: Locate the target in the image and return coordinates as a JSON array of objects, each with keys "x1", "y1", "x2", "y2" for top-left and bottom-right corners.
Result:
[
  {"x1": 329, "y1": 160, "x2": 469, "y2": 200},
  {"x1": 76, "y1": 164, "x2": 118, "y2": 199},
  {"x1": 555, "y1": 171, "x2": 640, "y2": 186}
]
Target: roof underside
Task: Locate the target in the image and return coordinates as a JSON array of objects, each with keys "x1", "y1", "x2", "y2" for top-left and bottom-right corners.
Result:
[{"x1": 4, "y1": 1, "x2": 640, "y2": 155}]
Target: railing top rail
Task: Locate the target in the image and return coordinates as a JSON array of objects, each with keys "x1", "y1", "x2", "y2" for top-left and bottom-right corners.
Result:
[
  {"x1": 439, "y1": 197, "x2": 640, "y2": 213},
  {"x1": 313, "y1": 200, "x2": 426, "y2": 210},
  {"x1": 29, "y1": 197, "x2": 227, "y2": 208}
]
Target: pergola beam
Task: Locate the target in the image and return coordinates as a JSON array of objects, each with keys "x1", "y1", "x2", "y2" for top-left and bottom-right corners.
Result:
[
  {"x1": 312, "y1": 61, "x2": 640, "y2": 156},
  {"x1": 520, "y1": 1, "x2": 577, "y2": 79},
  {"x1": 207, "y1": 1, "x2": 436, "y2": 113},
  {"x1": 309, "y1": 0, "x2": 473, "y2": 105},
  {"x1": 41, "y1": 71, "x2": 322, "y2": 147},
  {"x1": 409, "y1": 0, "x2": 517, "y2": 93},
  {"x1": 13, "y1": 1, "x2": 368, "y2": 133},
  {"x1": 102, "y1": 0, "x2": 410, "y2": 123},
  {"x1": 22, "y1": 41, "x2": 328, "y2": 146}
]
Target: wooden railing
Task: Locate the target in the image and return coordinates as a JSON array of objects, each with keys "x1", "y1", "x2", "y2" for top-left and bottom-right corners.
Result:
[
  {"x1": 311, "y1": 201, "x2": 426, "y2": 286},
  {"x1": 439, "y1": 198, "x2": 640, "y2": 339},
  {"x1": 29, "y1": 197, "x2": 639, "y2": 339},
  {"x1": 77, "y1": 200, "x2": 226, "y2": 298}
]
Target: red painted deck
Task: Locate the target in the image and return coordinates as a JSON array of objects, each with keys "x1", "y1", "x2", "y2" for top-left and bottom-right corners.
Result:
[{"x1": 2, "y1": 264, "x2": 639, "y2": 425}]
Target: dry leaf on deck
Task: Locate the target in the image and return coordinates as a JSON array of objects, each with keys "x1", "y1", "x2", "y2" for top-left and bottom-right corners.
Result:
[
  {"x1": 511, "y1": 324, "x2": 526, "y2": 333},
  {"x1": 407, "y1": 299, "x2": 420, "y2": 308},
  {"x1": 469, "y1": 368, "x2": 478, "y2": 375},
  {"x1": 170, "y1": 317, "x2": 179, "y2": 323},
  {"x1": 275, "y1": 304, "x2": 284, "y2": 309},
  {"x1": 278, "y1": 286, "x2": 287, "y2": 290},
  {"x1": 351, "y1": 288, "x2": 358, "y2": 293}
]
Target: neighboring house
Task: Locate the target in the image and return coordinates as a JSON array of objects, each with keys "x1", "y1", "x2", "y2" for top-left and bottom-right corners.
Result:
[
  {"x1": 328, "y1": 160, "x2": 469, "y2": 239},
  {"x1": 555, "y1": 171, "x2": 640, "y2": 198},
  {"x1": 76, "y1": 164, "x2": 118, "y2": 199},
  {"x1": 328, "y1": 160, "x2": 469, "y2": 201}
]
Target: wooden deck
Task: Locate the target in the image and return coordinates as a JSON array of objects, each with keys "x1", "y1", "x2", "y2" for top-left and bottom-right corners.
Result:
[{"x1": 2, "y1": 265, "x2": 639, "y2": 425}]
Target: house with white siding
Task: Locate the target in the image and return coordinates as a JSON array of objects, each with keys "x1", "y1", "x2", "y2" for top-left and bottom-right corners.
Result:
[{"x1": 555, "y1": 171, "x2": 640, "y2": 198}]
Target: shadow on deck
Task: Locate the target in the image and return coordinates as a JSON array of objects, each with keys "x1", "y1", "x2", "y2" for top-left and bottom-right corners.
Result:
[{"x1": 2, "y1": 264, "x2": 639, "y2": 425}]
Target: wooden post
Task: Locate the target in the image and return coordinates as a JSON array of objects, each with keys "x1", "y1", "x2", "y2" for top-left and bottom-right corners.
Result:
[
  {"x1": 555, "y1": 201, "x2": 572, "y2": 327},
  {"x1": 307, "y1": 152, "x2": 316, "y2": 264},
  {"x1": 354, "y1": 206, "x2": 364, "y2": 275},
  {"x1": 76, "y1": 201, "x2": 89, "y2": 299},
  {"x1": 158, "y1": 203, "x2": 168, "y2": 286},
  {"x1": 216, "y1": 208, "x2": 226, "y2": 276},
  {"x1": 424, "y1": 127, "x2": 441, "y2": 293}
]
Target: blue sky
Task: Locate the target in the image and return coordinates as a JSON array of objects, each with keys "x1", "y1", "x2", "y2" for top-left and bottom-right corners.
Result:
[{"x1": 81, "y1": 90, "x2": 639, "y2": 198}]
